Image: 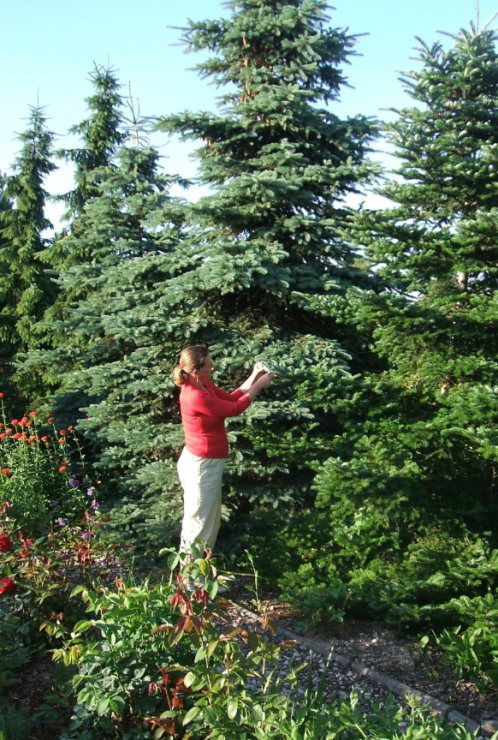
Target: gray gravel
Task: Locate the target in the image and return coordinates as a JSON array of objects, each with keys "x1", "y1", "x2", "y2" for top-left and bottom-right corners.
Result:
[{"x1": 225, "y1": 603, "x2": 487, "y2": 739}]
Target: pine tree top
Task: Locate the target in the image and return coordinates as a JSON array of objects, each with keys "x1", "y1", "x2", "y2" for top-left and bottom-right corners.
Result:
[
  {"x1": 57, "y1": 63, "x2": 126, "y2": 221},
  {"x1": 0, "y1": 106, "x2": 57, "y2": 353}
]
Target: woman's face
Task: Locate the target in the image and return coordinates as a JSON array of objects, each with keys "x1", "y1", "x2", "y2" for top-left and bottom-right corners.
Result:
[{"x1": 196, "y1": 354, "x2": 214, "y2": 382}]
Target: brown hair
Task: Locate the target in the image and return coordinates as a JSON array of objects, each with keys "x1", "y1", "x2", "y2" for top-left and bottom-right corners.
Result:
[{"x1": 173, "y1": 344, "x2": 210, "y2": 386}]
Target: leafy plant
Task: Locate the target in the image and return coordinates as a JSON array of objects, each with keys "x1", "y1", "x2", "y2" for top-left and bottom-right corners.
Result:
[
  {"x1": 53, "y1": 548, "x2": 296, "y2": 738},
  {"x1": 0, "y1": 702, "x2": 31, "y2": 740},
  {"x1": 434, "y1": 626, "x2": 496, "y2": 691},
  {"x1": 0, "y1": 403, "x2": 93, "y2": 535},
  {"x1": 0, "y1": 491, "x2": 119, "y2": 703}
]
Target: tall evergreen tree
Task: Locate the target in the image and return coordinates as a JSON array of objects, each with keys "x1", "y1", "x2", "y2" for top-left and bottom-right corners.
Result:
[
  {"x1": 15, "y1": 66, "x2": 127, "y2": 401},
  {"x1": 0, "y1": 106, "x2": 57, "y2": 358},
  {"x1": 56, "y1": 62, "x2": 125, "y2": 226},
  {"x1": 152, "y1": 0, "x2": 379, "y2": 513},
  {"x1": 0, "y1": 177, "x2": 17, "y2": 410},
  {"x1": 18, "y1": 97, "x2": 184, "y2": 406},
  {"x1": 28, "y1": 110, "x2": 188, "y2": 545},
  {"x1": 42, "y1": 0, "x2": 380, "y2": 551},
  {"x1": 315, "y1": 24, "x2": 498, "y2": 575}
]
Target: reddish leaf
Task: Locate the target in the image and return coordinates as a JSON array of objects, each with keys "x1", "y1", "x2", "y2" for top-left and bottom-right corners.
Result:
[{"x1": 151, "y1": 623, "x2": 175, "y2": 635}]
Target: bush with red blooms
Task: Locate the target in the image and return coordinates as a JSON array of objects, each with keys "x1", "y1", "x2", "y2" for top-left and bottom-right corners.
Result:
[
  {"x1": 0, "y1": 496, "x2": 119, "y2": 698},
  {"x1": 0, "y1": 397, "x2": 96, "y2": 535}
]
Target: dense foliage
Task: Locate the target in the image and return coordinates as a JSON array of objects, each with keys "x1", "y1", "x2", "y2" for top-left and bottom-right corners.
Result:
[{"x1": 236, "y1": 21, "x2": 498, "y2": 640}]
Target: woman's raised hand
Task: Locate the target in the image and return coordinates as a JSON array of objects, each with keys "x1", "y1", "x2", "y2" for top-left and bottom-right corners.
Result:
[
  {"x1": 258, "y1": 371, "x2": 274, "y2": 388},
  {"x1": 252, "y1": 362, "x2": 269, "y2": 381},
  {"x1": 245, "y1": 370, "x2": 273, "y2": 400}
]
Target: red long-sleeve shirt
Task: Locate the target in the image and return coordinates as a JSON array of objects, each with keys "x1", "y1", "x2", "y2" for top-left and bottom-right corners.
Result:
[{"x1": 179, "y1": 379, "x2": 251, "y2": 459}]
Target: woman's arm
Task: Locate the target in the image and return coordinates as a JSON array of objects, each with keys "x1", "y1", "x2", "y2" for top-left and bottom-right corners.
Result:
[
  {"x1": 239, "y1": 363, "x2": 269, "y2": 393},
  {"x1": 244, "y1": 372, "x2": 274, "y2": 401},
  {"x1": 191, "y1": 388, "x2": 252, "y2": 419},
  {"x1": 208, "y1": 382, "x2": 245, "y2": 402},
  {"x1": 194, "y1": 373, "x2": 273, "y2": 416}
]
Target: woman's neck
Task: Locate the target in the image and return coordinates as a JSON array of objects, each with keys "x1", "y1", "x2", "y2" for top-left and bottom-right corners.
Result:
[{"x1": 188, "y1": 375, "x2": 207, "y2": 390}]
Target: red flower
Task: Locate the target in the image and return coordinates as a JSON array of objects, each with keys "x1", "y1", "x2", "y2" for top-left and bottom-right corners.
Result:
[
  {"x1": 0, "y1": 433, "x2": 6, "y2": 440},
  {"x1": 20, "y1": 417, "x2": 28, "y2": 425},
  {"x1": 47, "y1": 418, "x2": 54, "y2": 423},
  {"x1": 0, "y1": 578, "x2": 16, "y2": 595},
  {"x1": 59, "y1": 430, "x2": 66, "y2": 436},
  {"x1": 40, "y1": 436, "x2": 48, "y2": 442},
  {"x1": 59, "y1": 466, "x2": 66, "y2": 472},
  {"x1": 68, "y1": 425, "x2": 73, "y2": 431},
  {"x1": 4, "y1": 429, "x2": 12, "y2": 436},
  {"x1": 0, "y1": 423, "x2": 3, "y2": 428},
  {"x1": 19, "y1": 540, "x2": 34, "y2": 558},
  {"x1": 29, "y1": 411, "x2": 39, "y2": 417},
  {"x1": 59, "y1": 439, "x2": 66, "y2": 445},
  {"x1": 25, "y1": 421, "x2": 32, "y2": 428},
  {"x1": 0, "y1": 535, "x2": 12, "y2": 553},
  {"x1": 10, "y1": 419, "x2": 18, "y2": 425},
  {"x1": 1, "y1": 468, "x2": 10, "y2": 476},
  {"x1": 0, "y1": 393, "x2": 4, "y2": 398},
  {"x1": 12, "y1": 433, "x2": 21, "y2": 439}
]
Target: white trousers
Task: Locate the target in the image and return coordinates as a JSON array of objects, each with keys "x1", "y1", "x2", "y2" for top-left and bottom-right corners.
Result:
[{"x1": 178, "y1": 447, "x2": 226, "y2": 552}]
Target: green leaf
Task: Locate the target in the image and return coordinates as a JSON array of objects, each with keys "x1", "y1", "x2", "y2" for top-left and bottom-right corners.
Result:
[
  {"x1": 109, "y1": 695, "x2": 126, "y2": 714},
  {"x1": 97, "y1": 697, "x2": 109, "y2": 716},
  {"x1": 248, "y1": 631, "x2": 259, "y2": 652},
  {"x1": 203, "y1": 706, "x2": 218, "y2": 724},
  {"x1": 183, "y1": 706, "x2": 201, "y2": 725},
  {"x1": 227, "y1": 698, "x2": 239, "y2": 720},
  {"x1": 73, "y1": 620, "x2": 93, "y2": 634},
  {"x1": 70, "y1": 584, "x2": 87, "y2": 598},
  {"x1": 206, "y1": 580, "x2": 219, "y2": 599},
  {"x1": 207, "y1": 639, "x2": 219, "y2": 659},
  {"x1": 199, "y1": 559, "x2": 210, "y2": 577}
]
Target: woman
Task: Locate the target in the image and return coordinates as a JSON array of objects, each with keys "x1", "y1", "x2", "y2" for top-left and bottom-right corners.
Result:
[{"x1": 173, "y1": 344, "x2": 273, "y2": 558}]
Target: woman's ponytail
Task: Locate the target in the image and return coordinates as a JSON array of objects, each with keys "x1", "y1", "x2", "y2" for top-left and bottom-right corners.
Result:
[{"x1": 173, "y1": 365, "x2": 188, "y2": 386}]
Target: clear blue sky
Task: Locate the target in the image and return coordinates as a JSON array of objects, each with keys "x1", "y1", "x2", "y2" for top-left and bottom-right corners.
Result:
[{"x1": 2, "y1": 0, "x2": 496, "y2": 222}]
